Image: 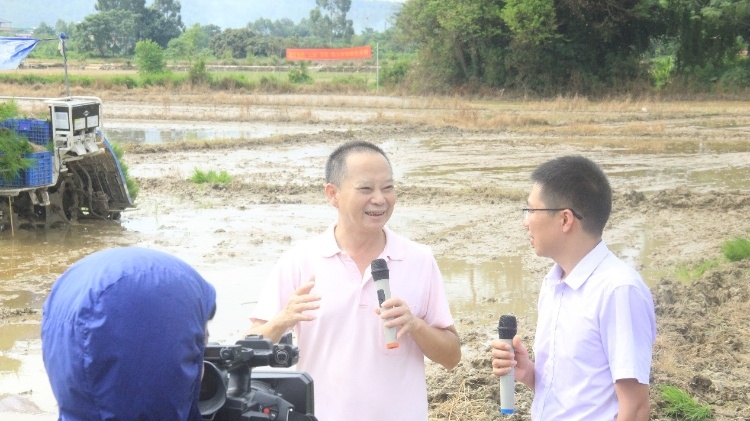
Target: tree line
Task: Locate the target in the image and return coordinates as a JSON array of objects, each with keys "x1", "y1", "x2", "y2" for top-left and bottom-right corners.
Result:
[
  {"x1": 30, "y1": 0, "x2": 381, "y2": 60},
  {"x1": 396, "y1": 0, "x2": 750, "y2": 94},
  {"x1": 27, "y1": 0, "x2": 750, "y2": 95}
]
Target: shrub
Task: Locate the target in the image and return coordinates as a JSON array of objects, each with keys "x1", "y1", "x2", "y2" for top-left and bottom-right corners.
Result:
[
  {"x1": 112, "y1": 75, "x2": 139, "y2": 89},
  {"x1": 259, "y1": 75, "x2": 285, "y2": 92},
  {"x1": 135, "y1": 40, "x2": 166, "y2": 75},
  {"x1": 381, "y1": 58, "x2": 411, "y2": 86},
  {"x1": 719, "y1": 65, "x2": 750, "y2": 90},
  {"x1": 288, "y1": 62, "x2": 313, "y2": 84},
  {"x1": 651, "y1": 56, "x2": 675, "y2": 89},
  {"x1": 318, "y1": 75, "x2": 370, "y2": 93},
  {"x1": 189, "y1": 59, "x2": 212, "y2": 86}
]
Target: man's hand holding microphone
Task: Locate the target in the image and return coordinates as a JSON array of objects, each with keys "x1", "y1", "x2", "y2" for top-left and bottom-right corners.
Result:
[
  {"x1": 491, "y1": 315, "x2": 535, "y2": 415},
  {"x1": 372, "y1": 258, "x2": 425, "y2": 347}
]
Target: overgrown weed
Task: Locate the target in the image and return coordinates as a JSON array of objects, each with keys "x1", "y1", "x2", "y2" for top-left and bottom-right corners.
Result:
[
  {"x1": 722, "y1": 237, "x2": 750, "y2": 262},
  {"x1": 659, "y1": 385, "x2": 712, "y2": 421},
  {"x1": 189, "y1": 168, "x2": 232, "y2": 184}
]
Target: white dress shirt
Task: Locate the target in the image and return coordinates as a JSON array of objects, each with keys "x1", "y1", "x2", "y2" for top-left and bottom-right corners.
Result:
[{"x1": 532, "y1": 240, "x2": 657, "y2": 420}]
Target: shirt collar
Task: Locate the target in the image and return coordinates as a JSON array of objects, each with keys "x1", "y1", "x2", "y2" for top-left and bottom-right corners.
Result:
[
  {"x1": 543, "y1": 240, "x2": 609, "y2": 290},
  {"x1": 319, "y1": 223, "x2": 407, "y2": 261}
]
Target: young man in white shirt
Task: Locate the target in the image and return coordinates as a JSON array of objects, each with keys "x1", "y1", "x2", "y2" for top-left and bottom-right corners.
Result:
[{"x1": 491, "y1": 155, "x2": 656, "y2": 420}]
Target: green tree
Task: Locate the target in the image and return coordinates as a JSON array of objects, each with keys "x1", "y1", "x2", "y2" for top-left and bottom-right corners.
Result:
[
  {"x1": 397, "y1": 0, "x2": 507, "y2": 87},
  {"x1": 250, "y1": 18, "x2": 299, "y2": 38},
  {"x1": 251, "y1": 18, "x2": 276, "y2": 37},
  {"x1": 28, "y1": 23, "x2": 58, "y2": 58},
  {"x1": 95, "y1": 0, "x2": 146, "y2": 13},
  {"x1": 55, "y1": 19, "x2": 76, "y2": 38},
  {"x1": 135, "y1": 39, "x2": 166, "y2": 74},
  {"x1": 202, "y1": 24, "x2": 223, "y2": 41},
  {"x1": 551, "y1": 0, "x2": 656, "y2": 86},
  {"x1": 658, "y1": 0, "x2": 750, "y2": 74},
  {"x1": 80, "y1": 0, "x2": 183, "y2": 56},
  {"x1": 312, "y1": 0, "x2": 354, "y2": 44},
  {"x1": 210, "y1": 27, "x2": 256, "y2": 59},
  {"x1": 32, "y1": 22, "x2": 56, "y2": 38},
  {"x1": 142, "y1": 0, "x2": 185, "y2": 48},
  {"x1": 247, "y1": 36, "x2": 285, "y2": 58},
  {"x1": 500, "y1": 0, "x2": 564, "y2": 90},
  {"x1": 397, "y1": 0, "x2": 663, "y2": 93},
  {"x1": 308, "y1": 8, "x2": 333, "y2": 42},
  {"x1": 166, "y1": 24, "x2": 210, "y2": 64},
  {"x1": 501, "y1": 0, "x2": 558, "y2": 45},
  {"x1": 74, "y1": 10, "x2": 139, "y2": 56}
]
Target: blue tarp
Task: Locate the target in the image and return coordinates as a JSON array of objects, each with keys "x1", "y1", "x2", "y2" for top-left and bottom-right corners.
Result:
[{"x1": 0, "y1": 37, "x2": 39, "y2": 70}]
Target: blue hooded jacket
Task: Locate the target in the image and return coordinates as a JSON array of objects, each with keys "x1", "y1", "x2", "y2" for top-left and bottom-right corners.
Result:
[{"x1": 42, "y1": 247, "x2": 217, "y2": 421}]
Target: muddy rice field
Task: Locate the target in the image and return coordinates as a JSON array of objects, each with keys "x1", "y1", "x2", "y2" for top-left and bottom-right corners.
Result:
[{"x1": 1, "y1": 88, "x2": 750, "y2": 420}]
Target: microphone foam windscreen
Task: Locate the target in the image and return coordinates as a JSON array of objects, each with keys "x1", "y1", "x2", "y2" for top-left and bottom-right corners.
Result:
[
  {"x1": 371, "y1": 259, "x2": 389, "y2": 280},
  {"x1": 498, "y1": 315, "x2": 517, "y2": 339}
]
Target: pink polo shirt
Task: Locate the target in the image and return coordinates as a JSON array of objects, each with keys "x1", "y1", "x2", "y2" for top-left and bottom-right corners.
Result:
[
  {"x1": 251, "y1": 224, "x2": 455, "y2": 421},
  {"x1": 532, "y1": 240, "x2": 656, "y2": 420}
]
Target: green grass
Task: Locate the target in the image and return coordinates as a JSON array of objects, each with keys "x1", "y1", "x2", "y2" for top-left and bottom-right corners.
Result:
[
  {"x1": 675, "y1": 259, "x2": 719, "y2": 282},
  {"x1": 674, "y1": 236, "x2": 750, "y2": 281},
  {"x1": 0, "y1": 68, "x2": 375, "y2": 94},
  {"x1": 721, "y1": 237, "x2": 750, "y2": 262},
  {"x1": 189, "y1": 168, "x2": 232, "y2": 184},
  {"x1": 660, "y1": 385, "x2": 712, "y2": 420}
]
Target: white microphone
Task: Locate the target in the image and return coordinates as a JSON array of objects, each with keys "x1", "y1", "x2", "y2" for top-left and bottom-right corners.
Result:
[
  {"x1": 371, "y1": 258, "x2": 399, "y2": 349},
  {"x1": 498, "y1": 314, "x2": 517, "y2": 415}
]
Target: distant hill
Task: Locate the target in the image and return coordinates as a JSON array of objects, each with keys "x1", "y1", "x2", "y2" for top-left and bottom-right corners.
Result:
[{"x1": 1, "y1": 0, "x2": 401, "y2": 33}]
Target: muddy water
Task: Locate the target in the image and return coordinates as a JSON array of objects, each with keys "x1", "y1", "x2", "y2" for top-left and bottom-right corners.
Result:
[
  {"x1": 105, "y1": 120, "x2": 352, "y2": 144},
  {"x1": 0, "y1": 224, "x2": 136, "y2": 417},
  {"x1": 2, "y1": 128, "x2": 749, "y2": 419}
]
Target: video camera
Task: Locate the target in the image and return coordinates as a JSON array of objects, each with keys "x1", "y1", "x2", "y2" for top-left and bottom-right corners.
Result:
[{"x1": 199, "y1": 333, "x2": 318, "y2": 421}]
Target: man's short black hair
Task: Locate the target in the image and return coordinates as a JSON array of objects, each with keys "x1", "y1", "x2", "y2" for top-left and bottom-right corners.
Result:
[
  {"x1": 531, "y1": 155, "x2": 612, "y2": 236},
  {"x1": 325, "y1": 141, "x2": 391, "y2": 186}
]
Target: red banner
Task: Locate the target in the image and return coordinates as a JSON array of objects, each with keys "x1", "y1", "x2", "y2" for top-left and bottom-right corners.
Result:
[{"x1": 286, "y1": 46, "x2": 372, "y2": 61}]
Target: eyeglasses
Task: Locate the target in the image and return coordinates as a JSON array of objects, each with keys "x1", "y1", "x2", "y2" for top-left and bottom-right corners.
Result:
[{"x1": 522, "y1": 207, "x2": 584, "y2": 220}]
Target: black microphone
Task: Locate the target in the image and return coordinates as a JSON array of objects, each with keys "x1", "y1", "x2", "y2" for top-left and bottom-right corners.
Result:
[
  {"x1": 371, "y1": 259, "x2": 399, "y2": 349},
  {"x1": 498, "y1": 314, "x2": 517, "y2": 415}
]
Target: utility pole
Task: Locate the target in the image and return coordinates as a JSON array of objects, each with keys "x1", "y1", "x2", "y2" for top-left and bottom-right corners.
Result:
[
  {"x1": 59, "y1": 32, "x2": 70, "y2": 97},
  {"x1": 376, "y1": 42, "x2": 379, "y2": 92}
]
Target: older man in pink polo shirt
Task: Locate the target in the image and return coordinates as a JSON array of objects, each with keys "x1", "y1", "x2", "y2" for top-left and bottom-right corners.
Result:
[{"x1": 249, "y1": 141, "x2": 461, "y2": 421}]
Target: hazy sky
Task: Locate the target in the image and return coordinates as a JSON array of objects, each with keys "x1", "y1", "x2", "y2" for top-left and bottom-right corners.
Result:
[{"x1": 3, "y1": 0, "x2": 402, "y2": 32}]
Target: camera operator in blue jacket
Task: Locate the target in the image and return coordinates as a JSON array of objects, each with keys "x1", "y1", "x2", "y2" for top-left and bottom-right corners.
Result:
[{"x1": 41, "y1": 247, "x2": 217, "y2": 421}]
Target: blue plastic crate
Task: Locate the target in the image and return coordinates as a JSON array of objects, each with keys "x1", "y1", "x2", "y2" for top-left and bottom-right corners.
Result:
[
  {"x1": 0, "y1": 119, "x2": 52, "y2": 146},
  {"x1": 23, "y1": 151, "x2": 53, "y2": 187},
  {"x1": 0, "y1": 173, "x2": 23, "y2": 188}
]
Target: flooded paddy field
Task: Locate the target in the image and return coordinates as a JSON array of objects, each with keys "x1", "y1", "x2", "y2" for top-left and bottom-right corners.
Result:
[{"x1": 2, "y1": 93, "x2": 750, "y2": 419}]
